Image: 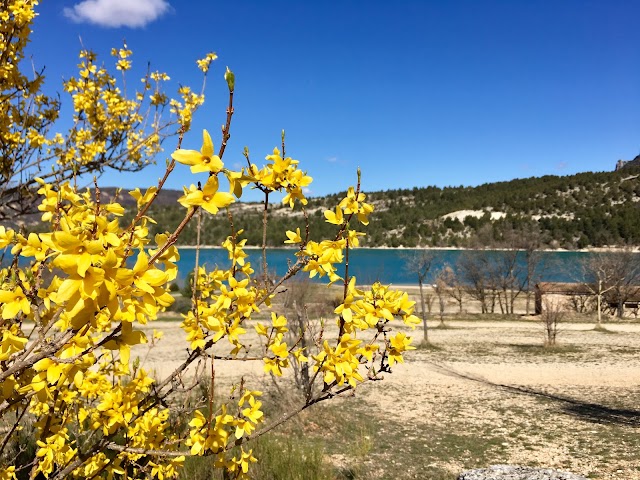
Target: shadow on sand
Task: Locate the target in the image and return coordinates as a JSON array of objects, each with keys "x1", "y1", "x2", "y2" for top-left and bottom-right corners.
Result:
[{"x1": 426, "y1": 361, "x2": 640, "y2": 427}]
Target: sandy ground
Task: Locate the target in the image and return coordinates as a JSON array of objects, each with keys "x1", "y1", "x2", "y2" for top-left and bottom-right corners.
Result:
[{"x1": 133, "y1": 318, "x2": 640, "y2": 479}]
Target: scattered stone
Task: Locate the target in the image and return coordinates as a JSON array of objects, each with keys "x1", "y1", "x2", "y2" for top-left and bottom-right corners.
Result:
[{"x1": 457, "y1": 465, "x2": 587, "y2": 480}]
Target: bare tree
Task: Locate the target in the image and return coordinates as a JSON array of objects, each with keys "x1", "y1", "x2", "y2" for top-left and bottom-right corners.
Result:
[
  {"x1": 513, "y1": 225, "x2": 546, "y2": 315},
  {"x1": 541, "y1": 299, "x2": 565, "y2": 346},
  {"x1": 457, "y1": 251, "x2": 496, "y2": 313},
  {"x1": 499, "y1": 224, "x2": 545, "y2": 315},
  {"x1": 424, "y1": 292, "x2": 436, "y2": 315},
  {"x1": 491, "y1": 249, "x2": 526, "y2": 315},
  {"x1": 404, "y1": 250, "x2": 436, "y2": 342},
  {"x1": 606, "y1": 252, "x2": 640, "y2": 319},
  {"x1": 567, "y1": 292, "x2": 594, "y2": 314},
  {"x1": 581, "y1": 249, "x2": 640, "y2": 328},
  {"x1": 441, "y1": 264, "x2": 465, "y2": 313},
  {"x1": 458, "y1": 228, "x2": 544, "y2": 317}
]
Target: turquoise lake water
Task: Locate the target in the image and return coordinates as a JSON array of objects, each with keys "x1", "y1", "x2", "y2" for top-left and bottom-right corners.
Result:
[{"x1": 175, "y1": 248, "x2": 599, "y2": 286}]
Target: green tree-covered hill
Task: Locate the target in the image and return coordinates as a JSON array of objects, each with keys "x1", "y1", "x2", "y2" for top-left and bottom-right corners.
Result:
[{"x1": 149, "y1": 165, "x2": 640, "y2": 248}]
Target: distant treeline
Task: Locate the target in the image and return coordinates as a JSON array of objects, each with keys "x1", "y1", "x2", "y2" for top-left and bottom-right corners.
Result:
[{"x1": 120, "y1": 166, "x2": 640, "y2": 249}]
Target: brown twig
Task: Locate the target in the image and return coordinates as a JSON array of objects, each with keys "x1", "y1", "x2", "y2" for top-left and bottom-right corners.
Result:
[
  {"x1": 0, "y1": 403, "x2": 28, "y2": 456},
  {"x1": 192, "y1": 207, "x2": 202, "y2": 313},
  {"x1": 128, "y1": 126, "x2": 186, "y2": 231},
  {"x1": 261, "y1": 191, "x2": 270, "y2": 286},
  {"x1": 216, "y1": 89, "x2": 234, "y2": 162}
]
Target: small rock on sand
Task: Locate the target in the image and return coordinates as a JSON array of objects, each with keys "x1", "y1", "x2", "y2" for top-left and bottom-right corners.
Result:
[{"x1": 457, "y1": 465, "x2": 587, "y2": 480}]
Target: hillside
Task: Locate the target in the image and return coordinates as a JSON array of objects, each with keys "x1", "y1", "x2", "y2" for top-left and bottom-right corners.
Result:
[
  {"x1": 17, "y1": 166, "x2": 640, "y2": 249},
  {"x1": 352, "y1": 167, "x2": 640, "y2": 248},
  {"x1": 131, "y1": 166, "x2": 640, "y2": 248}
]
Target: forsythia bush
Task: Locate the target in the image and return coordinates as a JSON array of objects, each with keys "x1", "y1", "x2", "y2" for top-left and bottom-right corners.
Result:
[{"x1": 0, "y1": 2, "x2": 420, "y2": 479}]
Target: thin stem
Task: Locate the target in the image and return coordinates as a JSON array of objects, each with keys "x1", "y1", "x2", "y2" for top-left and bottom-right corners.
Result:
[
  {"x1": 262, "y1": 191, "x2": 269, "y2": 285},
  {"x1": 128, "y1": 126, "x2": 186, "y2": 231},
  {"x1": 216, "y1": 90, "x2": 234, "y2": 161},
  {"x1": 207, "y1": 355, "x2": 215, "y2": 431},
  {"x1": 192, "y1": 207, "x2": 202, "y2": 311},
  {"x1": 147, "y1": 207, "x2": 198, "y2": 266},
  {"x1": 0, "y1": 403, "x2": 28, "y2": 456},
  {"x1": 339, "y1": 244, "x2": 350, "y2": 338}
]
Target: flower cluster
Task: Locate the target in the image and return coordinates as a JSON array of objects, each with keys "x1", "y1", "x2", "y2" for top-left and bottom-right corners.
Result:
[
  {"x1": 59, "y1": 47, "x2": 164, "y2": 167},
  {"x1": 284, "y1": 182, "x2": 373, "y2": 283},
  {"x1": 0, "y1": 175, "x2": 184, "y2": 477},
  {"x1": 250, "y1": 147, "x2": 313, "y2": 208},
  {"x1": 1, "y1": 0, "x2": 214, "y2": 223}
]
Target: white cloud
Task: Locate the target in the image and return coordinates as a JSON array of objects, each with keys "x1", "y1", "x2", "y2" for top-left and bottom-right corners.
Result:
[
  {"x1": 326, "y1": 156, "x2": 338, "y2": 163},
  {"x1": 63, "y1": 0, "x2": 171, "y2": 28}
]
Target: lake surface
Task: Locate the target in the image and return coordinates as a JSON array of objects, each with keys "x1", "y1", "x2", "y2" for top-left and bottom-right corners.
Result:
[{"x1": 174, "y1": 248, "x2": 602, "y2": 286}]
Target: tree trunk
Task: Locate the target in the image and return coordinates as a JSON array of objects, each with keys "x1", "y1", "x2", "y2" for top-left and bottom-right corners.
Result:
[
  {"x1": 596, "y1": 281, "x2": 602, "y2": 329},
  {"x1": 418, "y1": 277, "x2": 428, "y2": 342},
  {"x1": 497, "y1": 291, "x2": 505, "y2": 314},
  {"x1": 618, "y1": 297, "x2": 624, "y2": 318}
]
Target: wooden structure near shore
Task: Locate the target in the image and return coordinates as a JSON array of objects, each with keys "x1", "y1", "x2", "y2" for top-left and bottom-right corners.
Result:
[{"x1": 535, "y1": 282, "x2": 640, "y2": 317}]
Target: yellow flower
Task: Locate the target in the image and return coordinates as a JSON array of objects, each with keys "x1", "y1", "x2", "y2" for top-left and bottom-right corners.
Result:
[
  {"x1": 270, "y1": 312, "x2": 288, "y2": 335},
  {"x1": 224, "y1": 169, "x2": 255, "y2": 198},
  {"x1": 0, "y1": 226, "x2": 14, "y2": 249},
  {"x1": 388, "y1": 332, "x2": 415, "y2": 365},
  {"x1": 0, "y1": 286, "x2": 31, "y2": 320},
  {"x1": 337, "y1": 186, "x2": 374, "y2": 225},
  {"x1": 196, "y1": 52, "x2": 218, "y2": 73},
  {"x1": 324, "y1": 206, "x2": 343, "y2": 225},
  {"x1": 129, "y1": 186, "x2": 158, "y2": 208},
  {"x1": 50, "y1": 230, "x2": 103, "y2": 277},
  {"x1": 171, "y1": 129, "x2": 223, "y2": 174},
  {"x1": 0, "y1": 327, "x2": 28, "y2": 361},
  {"x1": 16, "y1": 233, "x2": 48, "y2": 261},
  {"x1": 346, "y1": 229, "x2": 365, "y2": 247},
  {"x1": 178, "y1": 176, "x2": 234, "y2": 214},
  {"x1": 263, "y1": 356, "x2": 288, "y2": 376},
  {"x1": 269, "y1": 338, "x2": 288, "y2": 359},
  {"x1": 0, "y1": 466, "x2": 16, "y2": 480},
  {"x1": 284, "y1": 228, "x2": 302, "y2": 244}
]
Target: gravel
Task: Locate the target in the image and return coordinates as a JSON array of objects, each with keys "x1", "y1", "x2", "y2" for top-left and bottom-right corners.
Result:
[{"x1": 457, "y1": 465, "x2": 588, "y2": 480}]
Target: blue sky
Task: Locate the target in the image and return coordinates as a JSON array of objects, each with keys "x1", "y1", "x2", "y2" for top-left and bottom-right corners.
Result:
[{"x1": 29, "y1": 1, "x2": 640, "y2": 202}]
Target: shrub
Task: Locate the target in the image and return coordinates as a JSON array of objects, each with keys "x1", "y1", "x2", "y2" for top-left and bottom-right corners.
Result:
[
  {"x1": 0, "y1": 3, "x2": 420, "y2": 479},
  {"x1": 541, "y1": 299, "x2": 565, "y2": 346}
]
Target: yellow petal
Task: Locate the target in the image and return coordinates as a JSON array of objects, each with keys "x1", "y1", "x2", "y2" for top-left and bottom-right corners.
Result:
[
  {"x1": 171, "y1": 149, "x2": 202, "y2": 166},
  {"x1": 77, "y1": 254, "x2": 92, "y2": 278},
  {"x1": 140, "y1": 269, "x2": 167, "y2": 287},
  {"x1": 53, "y1": 231, "x2": 81, "y2": 250},
  {"x1": 212, "y1": 192, "x2": 234, "y2": 208},
  {"x1": 201, "y1": 129, "x2": 214, "y2": 158}
]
